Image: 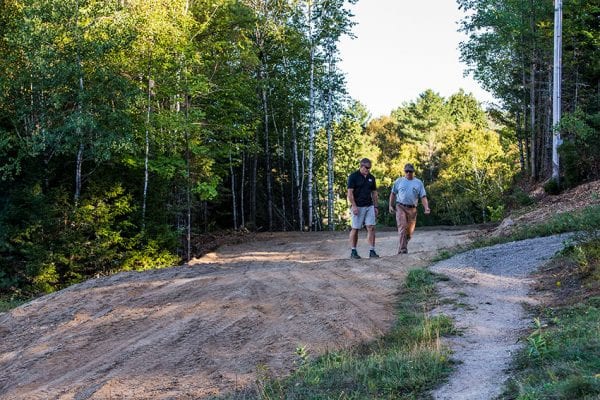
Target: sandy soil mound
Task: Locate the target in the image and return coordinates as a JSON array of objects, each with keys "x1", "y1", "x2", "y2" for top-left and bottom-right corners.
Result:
[
  {"x1": 0, "y1": 227, "x2": 475, "y2": 400},
  {"x1": 493, "y1": 180, "x2": 600, "y2": 236}
]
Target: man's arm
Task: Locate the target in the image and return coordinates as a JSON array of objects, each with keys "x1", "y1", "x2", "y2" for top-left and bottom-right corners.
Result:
[
  {"x1": 421, "y1": 196, "x2": 430, "y2": 214},
  {"x1": 371, "y1": 190, "x2": 379, "y2": 216},
  {"x1": 389, "y1": 191, "x2": 396, "y2": 213},
  {"x1": 348, "y1": 188, "x2": 358, "y2": 215}
]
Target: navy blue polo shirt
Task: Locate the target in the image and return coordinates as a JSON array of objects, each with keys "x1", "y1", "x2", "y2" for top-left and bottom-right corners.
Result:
[{"x1": 347, "y1": 170, "x2": 377, "y2": 207}]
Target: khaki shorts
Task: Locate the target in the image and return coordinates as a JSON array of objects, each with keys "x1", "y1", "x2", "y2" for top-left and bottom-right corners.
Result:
[{"x1": 350, "y1": 205, "x2": 376, "y2": 229}]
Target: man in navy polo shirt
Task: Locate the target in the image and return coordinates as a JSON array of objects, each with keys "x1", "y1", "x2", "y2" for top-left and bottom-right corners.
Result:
[
  {"x1": 388, "y1": 163, "x2": 430, "y2": 254},
  {"x1": 347, "y1": 158, "x2": 379, "y2": 259}
]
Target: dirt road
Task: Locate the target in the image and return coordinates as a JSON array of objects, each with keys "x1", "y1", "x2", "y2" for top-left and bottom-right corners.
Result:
[{"x1": 0, "y1": 227, "x2": 475, "y2": 400}]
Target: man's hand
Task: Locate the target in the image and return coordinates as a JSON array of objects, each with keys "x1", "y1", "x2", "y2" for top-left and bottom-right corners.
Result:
[
  {"x1": 389, "y1": 204, "x2": 395, "y2": 213},
  {"x1": 351, "y1": 205, "x2": 359, "y2": 215},
  {"x1": 424, "y1": 207, "x2": 431, "y2": 215}
]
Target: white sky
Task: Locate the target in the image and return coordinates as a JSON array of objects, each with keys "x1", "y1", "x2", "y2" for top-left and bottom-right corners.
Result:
[{"x1": 338, "y1": 0, "x2": 497, "y2": 118}]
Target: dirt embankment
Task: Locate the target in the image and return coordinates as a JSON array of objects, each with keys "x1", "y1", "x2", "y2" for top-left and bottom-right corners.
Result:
[
  {"x1": 493, "y1": 180, "x2": 600, "y2": 236},
  {"x1": 0, "y1": 227, "x2": 476, "y2": 400}
]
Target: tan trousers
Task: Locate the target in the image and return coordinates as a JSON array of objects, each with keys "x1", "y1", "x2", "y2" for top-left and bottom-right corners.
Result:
[{"x1": 395, "y1": 204, "x2": 417, "y2": 253}]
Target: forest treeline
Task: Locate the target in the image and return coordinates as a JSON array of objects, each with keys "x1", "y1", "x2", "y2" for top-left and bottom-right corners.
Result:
[
  {"x1": 0, "y1": 0, "x2": 597, "y2": 295},
  {"x1": 458, "y1": 0, "x2": 599, "y2": 185}
]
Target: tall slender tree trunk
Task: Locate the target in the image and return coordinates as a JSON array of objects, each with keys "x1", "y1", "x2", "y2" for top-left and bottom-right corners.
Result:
[
  {"x1": 241, "y1": 152, "x2": 246, "y2": 229},
  {"x1": 184, "y1": 93, "x2": 191, "y2": 262},
  {"x1": 551, "y1": 0, "x2": 562, "y2": 182},
  {"x1": 142, "y1": 55, "x2": 153, "y2": 230},
  {"x1": 251, "y1": 142, "x2": 258, "y2": 229},
  {"x1": 260, "y1": 59, "x2": 274, "y2": 231},
  {"x1": 326, "y1": 84, "x2": 334, "y2": 231},
  {"x1": 307, "y1": 0, "x2": 316, "y2": 230},
  {"x1": 75, "y1": 144, "x2": 84, "y2": 205},
  {"x1": 281, "y1": 56, "x2": 297, "y2": 230},
  {"x1": 516, "y1": 111, "x2": 526, "y2": 173},
  {"x1": 74, "y1": 0, "x2": 85, "y2": 206},
  {"x1": 529, "y1": 1, "x2": 538, "y2": 180},
  {"x1": 520, "y1": 54, "x2": 531, "y2": 175},
  {"x1": 272, "y1": 111, "x2": 287, "y2": 231},
  {"x1": 292, "y1": 113, "x2": 303, "y2": 230},
  {"x1": 529, "y1": 61, "x2": 537, "y2": 180},
  {"x1": 185, "y1": 0, "x2": 191, "y2": 260},
  {"x1": 230, "y1": 151, "x2": 238, "y2": 230},
  {"x1": 545, "y1": 68, "x2": 553, "y2": 177},
  {"x1": 302, "y1": 135, "x2": 307, "y2": 230}
]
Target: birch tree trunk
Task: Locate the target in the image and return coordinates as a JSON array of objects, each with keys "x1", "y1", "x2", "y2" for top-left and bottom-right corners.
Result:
[
  {"x1": 260, "y1": 59, "x2": 274, "y2": 231},
  {"x1": 292, "y1": 113, "x2": 303, "y2": 230},
  {"x1": 516, "y1": 111, "x2": 526, "y2": 173},
  {"x1": 142, "y1": 56, "x2": 153, "y2": 229},
  {"x1": 529, "y1": 3, "x2": 538, "y2": 180},
  {"x1": 520, "y1": 57, "x2": 530, "y2": 174},
  {"x1": 74, "y1": 0, "x2": 85, "y2": 206},
  {"x1": 326, "y1": 76, "x2": 334, "y2": 231},
  {"x1": 545, "y1": 68, "x2": 553, "y2": 177},
  {"x1": 272, "y1": 108, "x2": 287, "y2": 231},
  {"x1": 251, "y1": 141, "x2": 258, "y2": 229},
  {"x1": 183, "y1": 92, "x2": 191, "y2": 261},
  {"x1": 307, "y1": 0, "x2": 316, "y2": 230},
  {"x1": 241, "y1": 152, "x2": 246, "y2": 229},
  {"x1": 530, "y1": 61, "x2": 537, "y2": 180},
  {"x1": 282, "y1": 54, "x2": 303, "y2": 231},
  {"x1": 230, "y1": 151, "x2": 238, "y2": 230}
]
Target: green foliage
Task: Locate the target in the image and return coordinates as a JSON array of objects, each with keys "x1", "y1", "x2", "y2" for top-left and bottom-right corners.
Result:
[
  {"x1": 526, "y1": 318, "x2": 549, "y2": 360},
  {"x1": 504, "y1": 299, "x2": 600, "y2": 400},
  {"x1": 457, "y1": 0, "x2": 599, "y2": 184},
  {"x1": 0, "y1": 181, "x2": 179, "y2": 295},
  {"x1": 367, "y1": 90, "x2": 517, "y2": 225},
  {"x1": 120, "y1": 239, "x2": 179, "y2": 272},
  {"x1": 487, "y1": 204, "x2": 505, "y2": 222},
  {"x1": 563, "y1": 239, "x2": 600, "y2": 284},
  {"x1": 0, "y1": 295, "x2": 28, "y2": 313},
  {"x1": 506, "y1": 187, "x2": 535, "y2": 207},
  {"x1": 558, "y1": 111, "x2": 600, "y2": 188},
  {"x1": 543, "y1": 178, "x2": 561, "y2": 195}
]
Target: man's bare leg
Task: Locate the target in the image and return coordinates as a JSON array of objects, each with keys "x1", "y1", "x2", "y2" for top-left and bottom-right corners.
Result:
[
  {"x1": 349, "y1": 228, "x2": 359, "y2": 248},
  {"x1": 366, "y1": 225, "x2": 375, "y2": 247}
]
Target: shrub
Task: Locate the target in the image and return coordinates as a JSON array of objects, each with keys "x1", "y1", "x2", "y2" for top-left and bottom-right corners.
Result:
[{"x1": 543, "y1": 178, "x2": 561, "y2": 195}]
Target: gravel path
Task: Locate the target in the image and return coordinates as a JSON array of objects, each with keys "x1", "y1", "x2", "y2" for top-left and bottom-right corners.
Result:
[{"x1": 429, "y1": 233, "x2": 573, "y2": 400}]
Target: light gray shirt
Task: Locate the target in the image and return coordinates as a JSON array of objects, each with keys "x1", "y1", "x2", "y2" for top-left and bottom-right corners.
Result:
[{"x1": 391, "y1": 177, "x2": 427, "y2": 206}]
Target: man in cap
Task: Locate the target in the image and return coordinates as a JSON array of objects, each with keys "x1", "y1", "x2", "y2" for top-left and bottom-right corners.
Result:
[
  {"x1": 347, "y1": 158, "x2": 379, "y2": 259},
  {"x1": 388, "y1": 163, "x2": 430, "y2": 254}
]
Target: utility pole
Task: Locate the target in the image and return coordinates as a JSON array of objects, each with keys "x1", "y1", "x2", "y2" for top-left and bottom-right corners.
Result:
[{"x1": 552, "y1": 0, "x2": 562, "y2": 182}]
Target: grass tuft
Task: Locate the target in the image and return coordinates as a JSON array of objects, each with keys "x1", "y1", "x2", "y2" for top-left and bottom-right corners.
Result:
[{"x1": 0, "y1": 295, "x2": 28, "y2": 312}]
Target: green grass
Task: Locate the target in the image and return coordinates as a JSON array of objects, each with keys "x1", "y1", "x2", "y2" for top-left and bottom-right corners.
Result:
[
  {"x1": 502, "y1": 299, "x2": 600, "y2": 400},
  {"x1": 0, "y1": 296, "x2": 28, "y2": 312},
  {"x1": 220, "y1": 269, "x2": 455, "y2": 400}
]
